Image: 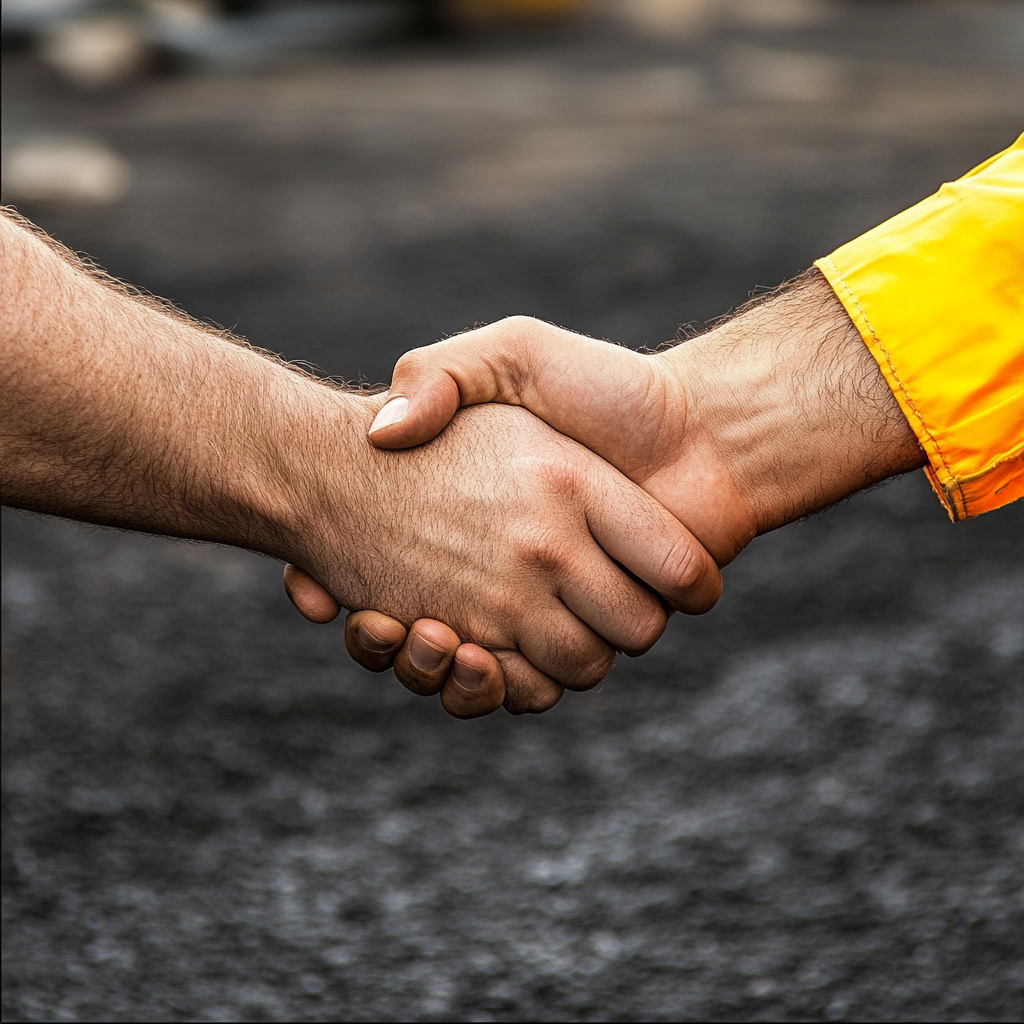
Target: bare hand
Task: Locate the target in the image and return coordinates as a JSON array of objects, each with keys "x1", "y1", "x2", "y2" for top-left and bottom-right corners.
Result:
[{"x1": 284, "y1": 402, "x2": 721, "y2": 717}]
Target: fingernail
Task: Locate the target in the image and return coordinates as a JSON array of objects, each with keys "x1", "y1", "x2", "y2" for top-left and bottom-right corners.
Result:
[
  {"x1": 408, "y1": 634, "x2": 446, "y2": 673},
  {"x1": 369, "y1": 396, "x2": 409, "y2": 434},
  {"x1": 357, "y1": 626, "x2": 397, "y2": 653},
  {"x1": 452, "y1": 659, "x2": 484, "y2": 690}
]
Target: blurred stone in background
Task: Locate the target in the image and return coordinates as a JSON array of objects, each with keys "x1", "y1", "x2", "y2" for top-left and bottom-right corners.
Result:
[
  {"x1": 3, "y1": 0, "x2": 589, "y2": 88},
  {"x1": 3, "y1": 137, "x2": 132, "y2": 203},
  {"x1": 3, "y1": 1, "x2": 1024, "y2": 1021},
  {"x1": 38, "y1": 14, "x2": 149, "y2": 88}
]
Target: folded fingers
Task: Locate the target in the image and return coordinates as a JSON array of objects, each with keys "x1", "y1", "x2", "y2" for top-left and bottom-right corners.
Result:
[
  {"x1": 392, "y1": 619, "x2": 459, "y2": 695},
  {"x1": 286, "y1": 555, "x2": 615, "y2": 709},
  {"x1": 494, "y1": 649, "x2": 564, "y2": 715},
  {"x1": 344, "y1": 609, "x2": 408, "y2": 672},
  {"x1": 440, "y1": 644, "x2": 506, "y2": 718},
  {"x1": 348, "y1": 616, "x2": 506, "y2": 719},
  {"x1": 581, "y1": 467, "x2": 723, "y2": 615},
  {"x1": 283, "y1": 563, "x2": 341, "y2": 623}
]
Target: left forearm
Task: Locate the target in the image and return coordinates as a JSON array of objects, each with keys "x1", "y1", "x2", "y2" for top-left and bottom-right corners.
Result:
[{"x1": 0, "y1": 211, "x2": 351, "y2": 560}]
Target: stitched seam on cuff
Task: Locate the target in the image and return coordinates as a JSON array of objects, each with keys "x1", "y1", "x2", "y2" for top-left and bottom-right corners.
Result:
[{"x1": 817, "y1": 256, "x2": 967, "y2": 518}]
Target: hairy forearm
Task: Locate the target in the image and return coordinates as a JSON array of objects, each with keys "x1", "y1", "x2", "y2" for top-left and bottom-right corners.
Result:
[
  {"x1": 0, "y1": 211, "x2": 359, "y2": 562},
  {"x1": 662, "y1": 271, "x2": 926, "y2": 554}
]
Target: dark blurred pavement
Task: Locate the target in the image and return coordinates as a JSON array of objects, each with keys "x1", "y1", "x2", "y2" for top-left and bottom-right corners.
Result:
[{"x1": 3, "y1": 2, "x2": 1024, "y2": 1020}]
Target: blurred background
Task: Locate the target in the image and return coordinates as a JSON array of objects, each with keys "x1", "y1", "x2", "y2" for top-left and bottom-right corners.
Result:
[{"x1": 3, "y1": 1, "x2": 1023, "y2": 1020}]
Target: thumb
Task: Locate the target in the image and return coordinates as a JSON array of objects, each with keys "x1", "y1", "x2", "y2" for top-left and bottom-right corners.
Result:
[
  {"x1": 367, "y1": 364, "x2": 462, "y2": 450},
  {"x1": 366, "y1": 317, "x2": 655, "y2": 471},
  {"x1": 282, "y1": 564, "x2": 341, "y2": 623},
  {"x1": 367, "y1": 316, "x2": 553, "y2": 450}
]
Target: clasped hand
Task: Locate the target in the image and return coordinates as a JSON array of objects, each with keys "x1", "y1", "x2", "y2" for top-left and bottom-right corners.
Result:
[
  {"x1": 283, "y1": 271, "x2": 914, "y2": 719},
  {"x1": 284, "y1": 315, "x2": 736, "y2": 718},
  {"x1": 0, "y1": 216, "x2": 930, "y2": 721}
]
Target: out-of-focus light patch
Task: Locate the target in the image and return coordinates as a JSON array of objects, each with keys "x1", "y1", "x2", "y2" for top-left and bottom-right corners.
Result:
[
  {"x1": 143, "y1": 1, "x2": 409, "y2": 70},
  {"x1": 0, "y1": 0, "x2": 94, "y2": 33},
  {"x1": 39, "y1": 16, "x2": 149, "y2": 89},
  {"x1": 729, "y1": 0, "x2": 829, "y2": 31},
  {"x1": 614, "y1": 0, "x2": 831, "y2": 39},
  {"x1": 2, "y1": 138, "x2": 132, "y2": 204},
  {"x1": 614, "y1": 0, "x2": 718, "y2": 39},
  {"x1": 748, "y1": 977, "x2": 778, "y2": 998},
  {"x1": 723, "y1": 45, "x2": 848, "y2": 103}
]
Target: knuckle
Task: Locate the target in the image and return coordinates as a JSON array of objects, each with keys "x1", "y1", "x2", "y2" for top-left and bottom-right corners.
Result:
[
  {"x1": 493, "y1": 316, "x2": 557, "y2": 401},
  {"x1": 499, "y1": 314, "x2": 542, "y2": 337},
  {"x1": 621, "y1": 605, "x2": 668, "y2": 654},
  {"x1": 532, "y1": 453, "x2": 580, "y2": 494},
  {"x1": 659, "y1": 534, "x2": 707, "y2": 593},
  {"x1": 565, "y1": 647, "x2": 615, "y2": 692},
  {"x1": 392, "y1": 348, "x2": 424, "y2": 375},
  {"x1": 513, "y1": 523, "x2": 568, "y2": 573}
]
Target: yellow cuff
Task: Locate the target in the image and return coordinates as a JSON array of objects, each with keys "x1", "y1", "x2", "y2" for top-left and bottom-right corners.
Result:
[{"x1": 815, "y1": 134, "x2": 1024, "y2": 520}]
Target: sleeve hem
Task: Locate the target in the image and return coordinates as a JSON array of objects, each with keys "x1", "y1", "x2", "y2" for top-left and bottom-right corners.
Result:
[
  {"x1": 814, "y1": 255, "x2": 968, "y2": 521},
  {"x1": 929, "y1": 452, "x2": 1024, "y2": 519}
]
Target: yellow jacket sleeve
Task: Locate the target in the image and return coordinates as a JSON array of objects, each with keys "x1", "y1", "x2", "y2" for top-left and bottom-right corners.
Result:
[{"x1": 815, "y1": 134, "x2": 1024, "y2": 521}]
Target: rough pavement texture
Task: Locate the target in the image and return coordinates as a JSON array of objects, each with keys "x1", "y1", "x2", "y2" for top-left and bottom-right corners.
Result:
[{"x1": 3, "y1": 2, "x2": 1024, "y2": 1021}]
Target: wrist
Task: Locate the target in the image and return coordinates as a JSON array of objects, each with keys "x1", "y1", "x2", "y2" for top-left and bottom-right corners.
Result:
[
  {"x1": 255, "y1": 382, "x2": 391, "y2": 608},
  {"x1": 662, "y1": 272, "x2": 924, "y2": 549},
  {"x1": 651, "y1": 344, "x2": 760, "y2": 564},
  {"x1": 0, "y1": 211, "x2": 383, "y2": 588},
  {"x1": 238, "y1": 374, "x2": 379, "y2": 568}
]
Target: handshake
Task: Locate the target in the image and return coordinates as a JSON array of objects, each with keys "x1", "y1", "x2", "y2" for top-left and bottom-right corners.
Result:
[
  {"x1": 3, "y1": 142, "x2": 1017, "y2": 724},
  {"x1": 0, "y1": 213, "x2": 926, "y2": 719},
  {"x1": 281, "y1": 270, "x2": 924, "y2": 719}
]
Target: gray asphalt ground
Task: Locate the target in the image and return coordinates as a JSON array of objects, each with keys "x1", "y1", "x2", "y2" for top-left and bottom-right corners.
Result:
[{"x1": 3, "y1": 2, "x2": 1024, "y2": 1020}]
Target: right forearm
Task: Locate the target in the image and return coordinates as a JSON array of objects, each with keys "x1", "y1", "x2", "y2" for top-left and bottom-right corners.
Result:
[
  {"x1": 661, "y1": 271, "x2": 926, "y2": 550},
  {"x1": 3, "y1": 213, "x2": 721, "y2": 718}
]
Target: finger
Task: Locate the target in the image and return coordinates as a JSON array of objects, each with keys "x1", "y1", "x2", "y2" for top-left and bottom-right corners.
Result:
[
  {"x1": 583, "y1": 468, "x2": 724, "y2": 614},
  {"x1": 368, "y1": 378, "x2": 460, "y2": 450},
  {"x1": 392, "y1": 619, "x2": 460, "y2": 696},
  {"x1": 514, "y1": 604, "x2": 617, "y2": 692},
  {"x1": 283, "y1": 564, "x2": 341, "y2": 623},
  {"x1": 367, "y1": 317, "x2": 542, "y2": 450},
  {"x1": 344, "y1": 610, "x2": 408, "y2": 673},
  {"x1": 439, "y1": 644, "x2": 505, "y2": 718},
  {"x1": 557, "y1": 546, "x2": 668, "y2": 657},
  {"x1": 494, "y1": 649, "x2": 564, "y2": 715},
  {"x1": 367, "y1": 317, "x2": 645, "y2": 459}
]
